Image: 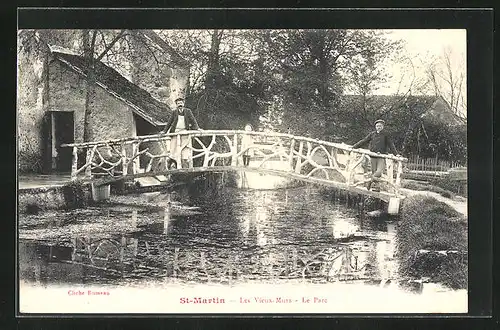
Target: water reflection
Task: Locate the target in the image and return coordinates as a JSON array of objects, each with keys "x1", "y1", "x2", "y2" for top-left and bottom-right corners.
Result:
[{"x1": 19, "y1": 186, "x2": 402, "y2": 288}]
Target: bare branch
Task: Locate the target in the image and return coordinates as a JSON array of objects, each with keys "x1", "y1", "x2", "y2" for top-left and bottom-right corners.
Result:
[{"x1": 95, "y1": 30, "x2": 127, "y2": 62}]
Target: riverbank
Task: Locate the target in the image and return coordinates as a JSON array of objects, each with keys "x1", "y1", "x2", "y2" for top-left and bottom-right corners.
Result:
[
  {"x1": 400, "y1": 187, "x2": 467, "y2": 217},
  {"x1": 400, "y1": 176, "x2": 467, "y2": 217},
  {"x1": 18, "y1": 181, "x2": 92, "y2": 214},
  {"x1": 397, "y1": 194, "x2": 468, "y2": 289}
]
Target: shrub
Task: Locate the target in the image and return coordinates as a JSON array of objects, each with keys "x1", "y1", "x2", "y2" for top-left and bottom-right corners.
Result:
[
  {"x1": 62, "y1": 180, "x2": 90, "y2": 209},
  {"x1": 25, "y1": 203, "x2": 42, "y2": 215}
]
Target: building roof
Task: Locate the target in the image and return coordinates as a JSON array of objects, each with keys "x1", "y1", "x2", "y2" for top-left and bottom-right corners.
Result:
[
  {"x1": 341, "y1": 94, "x2": 439, "y2": 111},
  {"x1": 340, "y1": 94, "x2": 465, "y2": 125},
  {"x1": 50, "y1": 48, "x2": 172, "y2": 126}
]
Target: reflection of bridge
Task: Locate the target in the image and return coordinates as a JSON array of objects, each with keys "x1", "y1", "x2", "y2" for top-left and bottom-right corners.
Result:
[
  {"x1": 66, "y1": 236, "x2": 381, "y2": 283},
  {"x1": 62, "y1": 130, "x2": 407, "y2": 202}
]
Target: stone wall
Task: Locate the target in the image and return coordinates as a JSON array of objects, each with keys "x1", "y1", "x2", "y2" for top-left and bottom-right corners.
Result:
[
  {"x1": 88, "y1": 86, "x2": 136, "y2": 141},
  {"x1": 168, "y1": 66, "x2": 190, "y2": 106},
  {"x1": 128, "y1": 33, "x2": 189, "y2": 108},
  {"x1": 18, "y1": 183, "x2": 92, "y2": 213},
  {"x1": 17, "y1": 39, "x2": 49, "y2": 172},
  {"x1": 48, "y1": 60, "x2": 136, "y2": 143},
  {"x1": 48, "y1": 60, "x2": 86, "y2": 142}
]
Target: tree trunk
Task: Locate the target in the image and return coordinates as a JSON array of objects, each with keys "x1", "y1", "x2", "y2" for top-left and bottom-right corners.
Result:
[
  {"x1": 82, "y1": 30, "x2": 97, "y2": 143},
  {"x1": 205, "y1": 29, "x2": 222, "y2": 90}
]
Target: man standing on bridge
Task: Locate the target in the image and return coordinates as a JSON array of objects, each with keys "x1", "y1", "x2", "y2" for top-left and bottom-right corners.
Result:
[
  {"x1": 161, "y1": 97, "x2": 201, "y2": 169},
  {"x1": 351, "y1": 119, "x2": 400, "y2": 191}
]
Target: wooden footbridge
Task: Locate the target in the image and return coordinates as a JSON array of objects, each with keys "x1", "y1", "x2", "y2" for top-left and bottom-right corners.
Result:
[{"x1": 62, "y1": 130, "x2": 407, "y2": 203}]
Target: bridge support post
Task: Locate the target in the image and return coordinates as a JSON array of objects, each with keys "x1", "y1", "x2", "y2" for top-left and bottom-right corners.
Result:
[
  {"x1": 85, "y1": 149, "x2": 92, "y2": 179},
  {"x1": 294, "y1": 141, "x2": 304, "y2": 173},
  {"x1": 395, "y1": 160, "x2": 403, "y2": 192},
  {"x1": 288, "y1": 139, "x2": 296, "y2": 169},
  {"x1": 176, "y1": 135, "x2": 182, "y2": 168},
  {"x1": 71, "y1": 146, "x2": 78, "y2": 180},
  {"x1": 91, "y1": 183, "x2": 111, "y2": 202},
  {"x1": 121, "y1": 144, "x2": 128, "y2": 176},
  {"x1": 387, "y1": 197, "x2": 401, "y2": 215},
  {"x1": 345, "y1": 152, "x2": 353, "y2": 185},
  {"x1": 231, "y1": 134, "x2": 238, "y2": 166},
  {"x1": 132, "y1": 142, "x2": 140, "y2": 174}
]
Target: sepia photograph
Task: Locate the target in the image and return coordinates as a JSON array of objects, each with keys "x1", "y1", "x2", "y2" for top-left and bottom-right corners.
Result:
[{"x1": 17, "y1": 26, "x2": 468, "y2": 314}]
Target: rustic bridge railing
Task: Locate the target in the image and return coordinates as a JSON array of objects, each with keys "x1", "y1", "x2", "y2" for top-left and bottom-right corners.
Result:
[{"x1": 61, "y1": 130, "x2": 407, "y2": 198}]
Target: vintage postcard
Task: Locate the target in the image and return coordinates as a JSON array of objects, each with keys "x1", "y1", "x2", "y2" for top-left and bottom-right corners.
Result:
[{"x1": 17, "y1": 20, "x2": 469, "y2": 314}]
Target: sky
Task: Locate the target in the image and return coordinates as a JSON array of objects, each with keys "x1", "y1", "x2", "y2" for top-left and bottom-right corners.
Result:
[
  {"x1": 375, "y1": 30, "x2": 466, "y2": 94},
  {"x1": 371, "y1": 29, "x2": 467, "y2": 116},
  {"x1": 386, "y1": 29, "x2": 466, "y2": 59}
]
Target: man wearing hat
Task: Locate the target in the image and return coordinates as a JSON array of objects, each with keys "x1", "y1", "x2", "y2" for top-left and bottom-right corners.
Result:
[
  {"x1": 351, "y1": 119, "x2": 400, "y2": 191},
  {"x1": 161, "y1": 97, "x2": 201, "y2": 168}
]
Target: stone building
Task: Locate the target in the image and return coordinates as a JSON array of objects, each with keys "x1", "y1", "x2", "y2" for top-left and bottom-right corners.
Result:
[{"x1": 17, "y1": 30, "x2": 189, "y2": 173}]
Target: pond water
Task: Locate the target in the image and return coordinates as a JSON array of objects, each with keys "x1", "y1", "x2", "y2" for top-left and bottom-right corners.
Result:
[
  {"x1": 19, "y1": 184, "x2": 401, "y2": 287},
  {"x1": 18, "y1": 183, "x2": 467, "y2": 313}
]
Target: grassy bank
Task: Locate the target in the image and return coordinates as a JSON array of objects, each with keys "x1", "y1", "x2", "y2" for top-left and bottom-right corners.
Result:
[
  {"x1": 401, "y1": 176, "x2": 467, "y2": 198},
  {"x1": 402, "y1": 179, "x2": 455, "y2": 199},
  {"x1": 397, "y1": 195, "x2": 467, "y2": 289},
  {"x1": 18, "y1": 181, "x2": 92, "y2": 214}
]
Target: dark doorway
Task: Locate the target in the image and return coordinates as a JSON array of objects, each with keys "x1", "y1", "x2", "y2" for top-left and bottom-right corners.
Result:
[
  {"x1": 52, "y1": 111, "x2": 74, "y2": 172},
  {"x1": 134, "y1": 114, "x2": 161, "y2": 169},
  {"x1": 134, "y1": 113, "x2": 158, "y2": 136}
]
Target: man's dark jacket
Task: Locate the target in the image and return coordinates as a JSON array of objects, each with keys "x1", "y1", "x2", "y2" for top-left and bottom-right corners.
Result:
[
  {"x1": 161, "y1": 107, "x2": 200, "y2": 133},
  {"x1": 352, "y1": 130, "x2": 398, "y2": 155}
]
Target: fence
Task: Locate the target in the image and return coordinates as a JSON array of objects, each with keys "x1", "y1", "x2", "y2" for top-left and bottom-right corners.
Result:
[{"x1": 406, "y1": 155, "x2": 463, "y2": 172}]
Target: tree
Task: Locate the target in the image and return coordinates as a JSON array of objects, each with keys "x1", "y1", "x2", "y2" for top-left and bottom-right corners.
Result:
[
  {"x1": 157, "y1": 29, "x2": 271, "y2": 130},
  {"x1": 259, "y1": 29, "x2": 402, "y2": 139},
  {"x1": 340, "y1": 31, "x2": 404, "y2": 134},
  {"x1": 417, "y1": 47, "x2": 467, "y2": 119}
]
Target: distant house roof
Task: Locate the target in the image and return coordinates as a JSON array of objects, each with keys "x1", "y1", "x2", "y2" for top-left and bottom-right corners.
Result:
[
  {"x1": 340, "y1": 94, "x2": 465, "y2": 126},
  {"x1": 50, "y1": 47, "x2": 172, "y2": 126}
]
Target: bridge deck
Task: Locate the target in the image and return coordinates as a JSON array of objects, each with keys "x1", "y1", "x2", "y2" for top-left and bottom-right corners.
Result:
[
  {"x1": 61, "y1": 130, "x2": 407, "y2": 204},
  {"x1": 93, "y1": 166, "x2": 400, "y2": 202}
]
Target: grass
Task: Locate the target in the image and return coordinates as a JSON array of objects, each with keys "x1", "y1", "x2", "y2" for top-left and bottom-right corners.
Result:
[
  {"x1": 430, "y1": 176, "x2": 467, "y2": 197},
  {"x1": 397, "y1": 195, "x2": 468, "y2": 289},
  {"x1": 402, "y1": 180, "x2": 455, "y2": 199}
]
